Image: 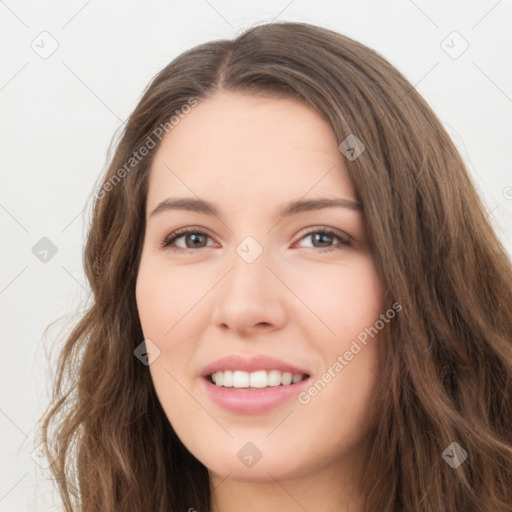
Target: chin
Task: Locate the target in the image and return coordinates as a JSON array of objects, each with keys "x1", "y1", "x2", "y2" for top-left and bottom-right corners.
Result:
[{"x1": 193, "y1": 440, "x2": 312, "y2": 482}]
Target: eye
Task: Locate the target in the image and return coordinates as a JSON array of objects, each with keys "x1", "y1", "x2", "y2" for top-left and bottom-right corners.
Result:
[
  {"x1": 160, "y1": 227, "x2": 216, "y2": 251},
  {"x1": 160, "y1": 226, "x2": 352, "y2": 254},
  {"x1": 294, "y1": 227, "x2": 352, "y2": 253}
]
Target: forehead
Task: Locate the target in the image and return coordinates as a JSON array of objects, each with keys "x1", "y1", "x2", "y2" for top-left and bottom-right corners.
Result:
[{"x1": 147, "y1": 91, "x2": 356, "y2": 208}]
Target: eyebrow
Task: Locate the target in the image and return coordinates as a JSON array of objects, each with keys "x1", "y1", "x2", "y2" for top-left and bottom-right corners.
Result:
[{"x1": 149, "y1": 196, "x2": 362, "y2": 220}]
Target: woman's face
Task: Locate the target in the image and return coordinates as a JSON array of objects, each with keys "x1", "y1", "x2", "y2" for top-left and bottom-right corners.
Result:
[{"x1": 136, "y1": 90, "x2": 385, "y2": 484}]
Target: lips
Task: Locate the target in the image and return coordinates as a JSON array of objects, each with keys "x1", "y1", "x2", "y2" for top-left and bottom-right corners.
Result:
[{"x1": 200, "y1": 354, "x2": 310, "y2": 379}]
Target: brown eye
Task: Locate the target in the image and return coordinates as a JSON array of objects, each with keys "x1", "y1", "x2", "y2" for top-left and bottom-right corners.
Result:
[
  {"x1": 161, "y1": 228, "x2": 214, "y2": 251},
  {"x1": 294, "y1": 228, "x2": 352, "y2": 253}
]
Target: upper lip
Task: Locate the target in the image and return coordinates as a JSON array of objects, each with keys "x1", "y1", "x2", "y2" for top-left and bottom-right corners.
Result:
[{"x1": 200, "y1": 354, "x2": 310, "y2": 378}]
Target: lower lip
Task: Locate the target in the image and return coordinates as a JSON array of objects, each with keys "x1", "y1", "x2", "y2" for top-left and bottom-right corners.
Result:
[{"x1": 201, "y1": 376, "x2": 310, "y2": 414}]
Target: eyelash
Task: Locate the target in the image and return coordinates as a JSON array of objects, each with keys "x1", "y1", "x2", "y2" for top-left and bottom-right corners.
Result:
[{"x1": 160, "y1": 226, "x2": 352, "y2": 254}]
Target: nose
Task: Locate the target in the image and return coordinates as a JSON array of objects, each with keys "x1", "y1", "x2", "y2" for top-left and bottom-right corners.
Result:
[{"x1": 210, "y1": 246, "x2": 288, "y2": 337}]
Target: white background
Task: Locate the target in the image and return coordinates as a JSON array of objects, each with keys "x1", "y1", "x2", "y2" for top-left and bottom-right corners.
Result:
[{"x1": 1, "y1": 1, "x2": 511, "y2": 510}]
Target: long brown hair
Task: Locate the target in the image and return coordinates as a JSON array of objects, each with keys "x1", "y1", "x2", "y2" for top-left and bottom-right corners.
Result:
[{"x1": 38, "y1": 21, "x2": 512, "y2": 511}]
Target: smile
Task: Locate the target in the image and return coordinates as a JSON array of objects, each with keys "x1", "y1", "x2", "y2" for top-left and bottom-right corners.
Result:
[
  {"x1": 202, "y1": 372, "x2": 311, "y2": 414},
  {"x1": 209, "y1": 369, "x2": 308, "y2": 388}
]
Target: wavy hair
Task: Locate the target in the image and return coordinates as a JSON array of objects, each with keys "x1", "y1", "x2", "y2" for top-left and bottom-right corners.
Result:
[{"x1": 38, "y1": 21, "x2": 512, "y2": 511}]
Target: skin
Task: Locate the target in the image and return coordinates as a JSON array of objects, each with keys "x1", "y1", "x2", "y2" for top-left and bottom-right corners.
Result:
[{"x1": 136, "y1": 90, "x2": 385, "y2": 512}]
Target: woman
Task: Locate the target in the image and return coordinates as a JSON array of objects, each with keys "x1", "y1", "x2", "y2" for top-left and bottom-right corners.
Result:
[{"x1": 39, "y1": 21, "x2": 512, "y2": 512}]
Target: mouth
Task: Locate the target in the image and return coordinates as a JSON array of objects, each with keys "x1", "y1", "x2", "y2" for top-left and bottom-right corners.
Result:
[
  {"x1": 202, "y1": 370, "x2": 311, "y2": 414},
  {"x1": 199, "y1": 354, "x2": 312, "y2": 412},
  {"x1": 205, "y1": 370, "x2": 310, "y2": 390}
]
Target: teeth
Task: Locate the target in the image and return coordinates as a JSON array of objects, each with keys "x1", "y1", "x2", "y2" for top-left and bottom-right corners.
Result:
[{"x1": 211, "y1": 370, "x2": 307, "y2": 388}]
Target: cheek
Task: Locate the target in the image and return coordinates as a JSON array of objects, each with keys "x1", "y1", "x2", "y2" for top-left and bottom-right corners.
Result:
[
  {"x1": 296, "y1": 254, "x2": 384, "y2": 338},
  {"x1": 341, "y1": 263, "x2": 383, "y2": 334},
  {"x1": 297, "y1": 255, "x2": 384, "y2": 410},
  {"x1": 136, "y1": 266, "x2": 198, "y2": 421},
  {"x1": 135, "y1": 261, "x2": 196, "y2": 337},
  {"x1": 135, "y1": 260, "x2": 203, "y2": 378}
]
